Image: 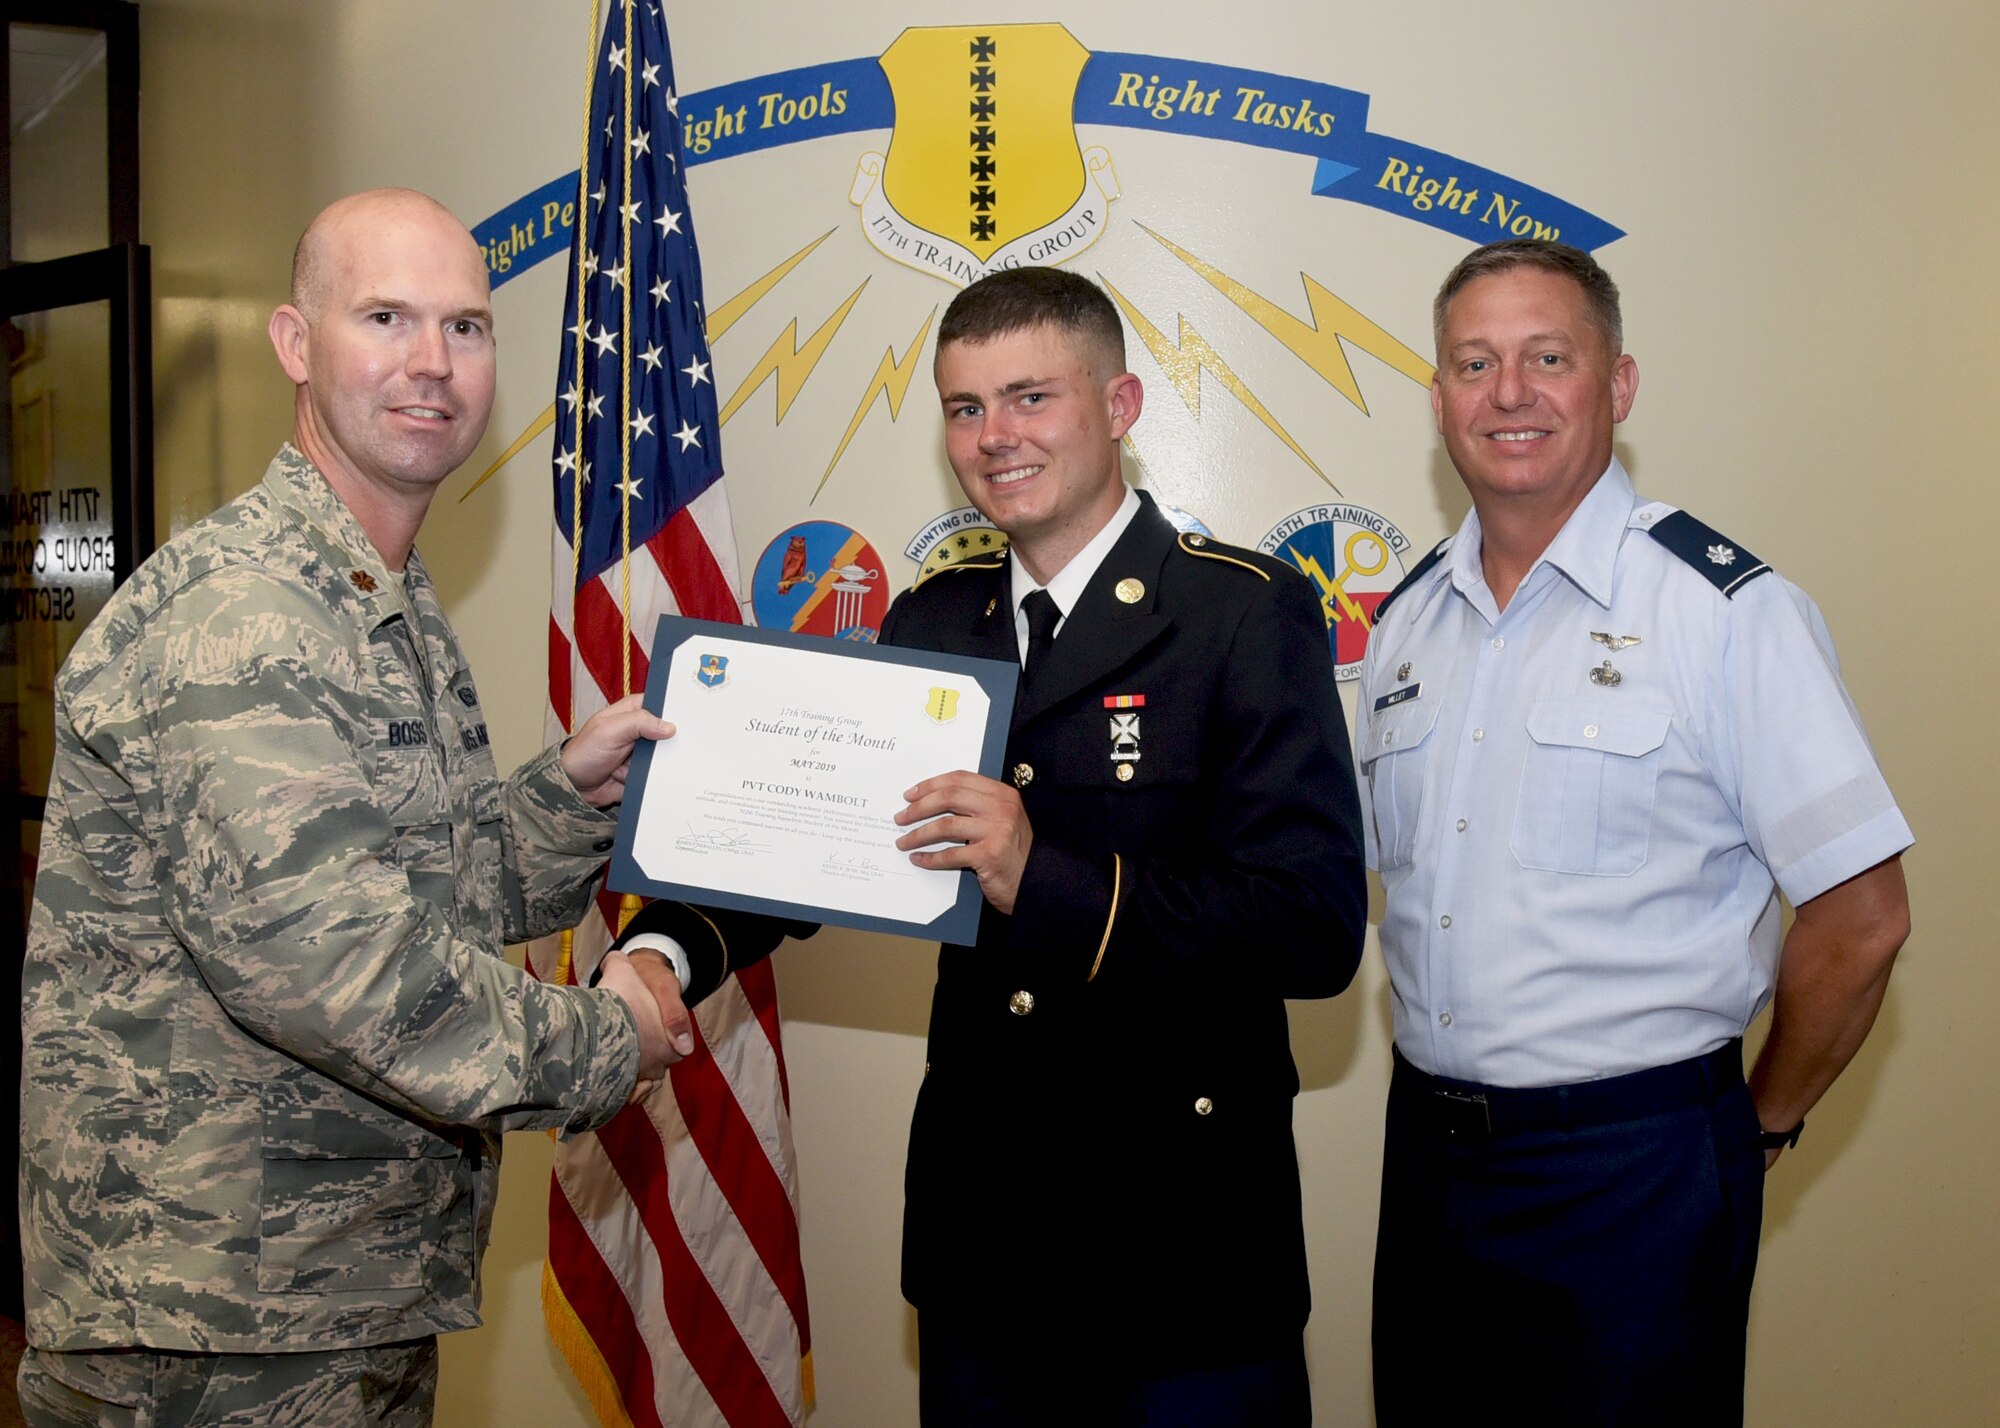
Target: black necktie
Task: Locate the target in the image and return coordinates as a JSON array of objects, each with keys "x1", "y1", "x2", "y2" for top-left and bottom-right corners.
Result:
[{"x1": 1021, "y1": 588, "x2": 1061, "y2": 691}]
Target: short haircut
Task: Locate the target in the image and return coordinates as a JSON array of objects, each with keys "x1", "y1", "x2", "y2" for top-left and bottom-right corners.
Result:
[
  {"x1": 290, "y1": 226, "x2": 329, "y2": 320},
  {"x1": 1433, "y1": 239, "x2": 1623, "y2": 355},
  {"x1": 938, "y1": 266, "x2": 1127, "y2": 372}
]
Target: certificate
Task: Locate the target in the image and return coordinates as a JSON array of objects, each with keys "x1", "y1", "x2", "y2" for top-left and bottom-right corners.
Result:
[{"x1": 607, "y1": 616, "x2": 1018, "y2": 945}]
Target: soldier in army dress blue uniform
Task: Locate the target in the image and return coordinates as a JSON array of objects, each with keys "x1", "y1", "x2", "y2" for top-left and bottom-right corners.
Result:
[
  {"x1": 887, "y1": 266, "x2": 1373, "y2": 1426},
  {"x1": 625, "y1": 268, "x2": 1368, "y2": 1425}
]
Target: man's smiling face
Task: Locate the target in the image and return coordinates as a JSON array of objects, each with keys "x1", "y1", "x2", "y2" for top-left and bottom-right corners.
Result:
[
  {"x1": 934, "y1": 321, "x2": 1138, "y2": 579},
  {"x1": 294, "y1": 194, "x2": 498, "y2": 500},
  {"x1": 1432, "y1": 264, "x2": 1637, "y2": 521}
]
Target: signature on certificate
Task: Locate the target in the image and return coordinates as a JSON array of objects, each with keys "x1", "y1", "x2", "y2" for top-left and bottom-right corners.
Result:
[
  {"x1": 820, "y1": 849, "x2": 906, "y2": 880},
  {"x1": 676, "y1": 826, "x2": 768, "y2": 854}
]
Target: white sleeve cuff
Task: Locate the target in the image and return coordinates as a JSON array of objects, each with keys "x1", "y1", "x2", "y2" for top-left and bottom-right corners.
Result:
[{"x1": 618, "y1": 932, "x2": 691, "y2": 992}]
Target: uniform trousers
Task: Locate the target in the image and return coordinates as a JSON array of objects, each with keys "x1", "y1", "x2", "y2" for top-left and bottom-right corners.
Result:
[
  {"x1": 18, "y1": 1339, "x2": 438, "y2": 1428},
  {"x1": 1372, "y1": 1042, "x2": 1764, "y2": 1427},
  {"x1": 919, "y1": 1314, "x2": 1309, "y2": 1428}
]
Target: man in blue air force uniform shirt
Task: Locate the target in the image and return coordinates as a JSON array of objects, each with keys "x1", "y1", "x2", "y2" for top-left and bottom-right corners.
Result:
[{"x1": 1360, "y1": 240, "x2": 1912, "y2": 1426}]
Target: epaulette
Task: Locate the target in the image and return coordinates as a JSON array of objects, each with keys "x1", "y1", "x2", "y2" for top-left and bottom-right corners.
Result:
[
  {"x1": 1374, "y1": 538, "x2": 1450, "y2": 620},
  {"x1": 910, "y1": 552, "x2": 1005, "y2": 589},
  {"x1": 1645, "y1": 511, "x2": 1771, "y2": 598},
  {"x1": 1175, "y1": 531, "x2": 1269, "y2": 581}
]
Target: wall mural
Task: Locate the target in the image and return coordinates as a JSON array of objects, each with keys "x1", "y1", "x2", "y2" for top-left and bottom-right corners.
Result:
[{"x1": 468, "y1": 21, "x2": 1621, "y2": 680}]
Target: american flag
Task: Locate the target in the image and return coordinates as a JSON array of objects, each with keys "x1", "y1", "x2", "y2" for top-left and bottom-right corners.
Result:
[{"x1": 533, "y1": 3, "x2": 813, "y2": 1425}]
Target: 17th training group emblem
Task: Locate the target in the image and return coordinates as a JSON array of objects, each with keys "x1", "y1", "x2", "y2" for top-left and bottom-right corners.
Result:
[{"x1": 851, "y1": 24, "x2": 1119, "y2": 286}]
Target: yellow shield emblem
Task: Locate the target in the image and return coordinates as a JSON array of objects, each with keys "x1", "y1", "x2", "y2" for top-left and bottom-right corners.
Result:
[
  {"x1": 881, "y1": 25, "x2": 1088, "y2": 260},
  {"x1": 853, "y1": 25, "x2": 1118, "y2": 285},
  {"x1": 925, "y1": 687, "x2": 961, "y2": 724}
]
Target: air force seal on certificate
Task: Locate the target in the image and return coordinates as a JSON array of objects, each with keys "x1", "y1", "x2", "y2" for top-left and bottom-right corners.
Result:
[
  {"x1": 698, "y1": 654, "x2": 729, "y2": 688},
  {"x1": 1258, "y1": 504, "x2": 1411, "y2": 682},
  {"x1": 925, "y1": 687, "x2": 961, "y2": 723}
]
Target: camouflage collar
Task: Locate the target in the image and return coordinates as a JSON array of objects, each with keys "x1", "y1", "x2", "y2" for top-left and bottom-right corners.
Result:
[
  {"x1": 257, "y1": 446, "x2": 470, "y2": 688},
  {"x1": 260, "y1": 444, "x2": 408, "y2": 621}
]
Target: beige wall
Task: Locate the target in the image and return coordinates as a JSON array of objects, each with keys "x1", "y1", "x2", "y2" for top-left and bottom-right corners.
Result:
[{"x1": 133, "y1": 1, "x2": 1997, "y2": 1423}]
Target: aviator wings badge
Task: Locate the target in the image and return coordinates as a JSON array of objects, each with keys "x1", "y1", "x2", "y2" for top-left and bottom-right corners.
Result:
[{"x1": 1590, "y1": 631, "x2": 1643, "y2": 652}]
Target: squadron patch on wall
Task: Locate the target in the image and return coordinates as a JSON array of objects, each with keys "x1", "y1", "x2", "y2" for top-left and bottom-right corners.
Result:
[
  {"x1": 1258, "y1": 504, "x2": 1411, "y2": 682},
  {"x1": 471, "y1": 27, "x2": 1625, "y2": 524},
  {"x1": 751, "y1": 520, "x2": 889, "y2": 641},
  {"x1": 1159, "y1": 505, "x2": 1214, "y2": 537},
  {"x1": 907, "y1": 506, "x2": 1010, "y2": 585}
]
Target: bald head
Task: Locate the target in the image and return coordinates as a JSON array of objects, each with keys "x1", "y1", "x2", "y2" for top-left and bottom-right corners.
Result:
[
  {"x1": 268, "y1": 187, "x2": 498, "y2": 564},
  {"x1": 290, "y1": 188, "x2": 478, "y2": 321}
]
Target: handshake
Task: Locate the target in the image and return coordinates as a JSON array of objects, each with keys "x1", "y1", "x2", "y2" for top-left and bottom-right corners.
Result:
[
  {"x1": 596, "y1": 939, "x2": 697, "y2": 1101},
  {"x1": 585, "y1": 900, "x2": 819, "y2": 1101}
]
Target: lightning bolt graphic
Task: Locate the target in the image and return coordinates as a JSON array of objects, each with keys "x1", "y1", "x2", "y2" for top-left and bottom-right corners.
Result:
[
  {"x1": 813, "y1": 309, "x2": 937, "y2": 503},
  {"x1": 1101, "y1": 276, "x2": 1335, "y2": 493},
  {"x1": 718, "y1": 279, "x2": 870, "y2": 427},
  {"x1": 459, "y1": 230, "x2": 838, "y2": 500},
  {"x1": 1139, "y1": 224, "x2": 1434, "y2": 414},
  {"x1": 707, "y1": 228, "x2": 834, "y2": 342},
  {"x1": 1286, "y1": 544, "x2": 1367, "y2": 628},
  {"x1": 458, "y1": 404, "x2": 555, "y2": 502}
]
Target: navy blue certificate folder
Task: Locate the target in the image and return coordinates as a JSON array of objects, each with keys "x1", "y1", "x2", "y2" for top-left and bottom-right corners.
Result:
[{"x1": 607, "y1": 615, "x2": 1018, "y2": 946}]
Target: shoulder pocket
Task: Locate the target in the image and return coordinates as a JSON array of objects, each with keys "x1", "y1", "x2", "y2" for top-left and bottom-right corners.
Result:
[{"x1": 1511, "y1": 700, "x2": 1671, "y2": 876}]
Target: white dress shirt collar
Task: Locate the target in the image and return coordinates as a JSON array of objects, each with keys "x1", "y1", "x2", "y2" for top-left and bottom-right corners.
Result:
[
  {"x1": 1007, "y1": 485, "x2": 1143, "y2": 660},
  {"x1": 1449, "y1": 458, "x2": 1636, "y2": 618}
]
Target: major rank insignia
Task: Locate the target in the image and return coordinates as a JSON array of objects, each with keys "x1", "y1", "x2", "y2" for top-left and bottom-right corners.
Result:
[{"x1": 697, "y1": 654, "x2": 729, "y2": 688}]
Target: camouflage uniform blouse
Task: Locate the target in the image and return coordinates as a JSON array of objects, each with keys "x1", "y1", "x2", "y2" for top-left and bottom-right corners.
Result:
[{"x1": 21, "y1": 446, "x2": 641, "y2": 1353}]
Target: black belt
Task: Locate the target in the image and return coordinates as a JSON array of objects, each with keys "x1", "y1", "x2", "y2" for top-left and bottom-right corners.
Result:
[{"x1": 1392, "y1": 1040, "x2": 1744, "y2": 1139}]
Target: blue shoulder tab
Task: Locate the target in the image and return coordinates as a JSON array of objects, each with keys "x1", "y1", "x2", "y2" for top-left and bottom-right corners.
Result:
[
  {"x1": 1645, "y1": 511, "x2": 1771, "y2": 598},
  {"x1": 1374, "y1": 539, "x2": 1449, "y2": 620}
]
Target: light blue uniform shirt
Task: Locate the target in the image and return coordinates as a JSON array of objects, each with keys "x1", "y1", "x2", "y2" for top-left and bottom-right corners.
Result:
[{"x1": 1358, "y1": 461, "x2": 1912, "y2": 1087}]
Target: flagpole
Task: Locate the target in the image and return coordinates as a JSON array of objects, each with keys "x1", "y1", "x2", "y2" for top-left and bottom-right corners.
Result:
[
  {"x1": 619, "y1": 0, "x2": 637, "y2": 698},
  {"x1": 539, "y1": 5, "x2": 813, "y2": 1420},
  {"x1": 554, "y1": 0, "x2": 603, "y2": 994}
]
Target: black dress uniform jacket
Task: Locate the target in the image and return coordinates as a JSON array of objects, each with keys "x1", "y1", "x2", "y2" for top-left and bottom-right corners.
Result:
[{"x1": 882, "y1": 492, "x2": 1366, "y2": 1362}]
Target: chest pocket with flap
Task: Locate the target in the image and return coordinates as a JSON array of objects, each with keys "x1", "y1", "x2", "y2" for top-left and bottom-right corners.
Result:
[
  {"x1": 1359, "y1": 696, "x2": 1443, "y2": 870},
  {"x1": 1511, "y1": 700, "x2": 1671, "y2": 877}
]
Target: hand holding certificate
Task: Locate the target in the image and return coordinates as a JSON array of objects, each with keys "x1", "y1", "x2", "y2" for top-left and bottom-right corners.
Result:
[{"x1": 608, "y1": 617, "x2": 1018, "y2": 944}]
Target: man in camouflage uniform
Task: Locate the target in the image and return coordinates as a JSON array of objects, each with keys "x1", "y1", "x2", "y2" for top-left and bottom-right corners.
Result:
[{"x1": 17, "y1": 189, "x2": 690, "y2": 1426}]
